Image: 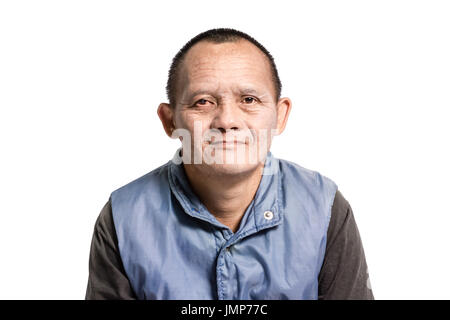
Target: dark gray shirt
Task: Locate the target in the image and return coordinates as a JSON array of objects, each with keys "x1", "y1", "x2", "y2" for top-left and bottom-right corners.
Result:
[{"x1": 85, "y1": 189, "x2": 374, "y2": 300}]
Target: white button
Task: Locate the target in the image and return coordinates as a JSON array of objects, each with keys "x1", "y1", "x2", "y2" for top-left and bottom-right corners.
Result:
[{"x1": 263, "y1": 210, "x2": 274, "y2": 220}]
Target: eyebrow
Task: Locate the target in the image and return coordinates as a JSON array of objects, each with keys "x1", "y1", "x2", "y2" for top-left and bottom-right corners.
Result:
[{"x1": 186, "y1": 88, "x2": 264, "y2": 100}]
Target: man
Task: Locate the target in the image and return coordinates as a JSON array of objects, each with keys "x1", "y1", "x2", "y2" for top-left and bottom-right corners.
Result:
[{"x1": 85, "y1": 28, "x2": 374, "y2": 300}]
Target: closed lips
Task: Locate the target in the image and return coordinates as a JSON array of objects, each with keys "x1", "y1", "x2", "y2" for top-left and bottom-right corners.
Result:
[{"x1": 211, "y1": 140, "x2": 246, "y2": 144}]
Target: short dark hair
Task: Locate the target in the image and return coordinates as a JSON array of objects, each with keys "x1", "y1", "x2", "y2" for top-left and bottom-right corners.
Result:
[{"x1": 165, "y1": 28, "x2": 282, "y2": 108}]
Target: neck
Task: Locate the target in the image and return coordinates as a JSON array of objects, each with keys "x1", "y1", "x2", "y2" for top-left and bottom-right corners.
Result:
[{"x1": 183, "y1": 164, "x2": 264, "y2": 233}]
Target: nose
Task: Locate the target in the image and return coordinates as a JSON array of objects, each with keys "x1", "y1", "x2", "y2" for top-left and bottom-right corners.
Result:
[{"x1": 210, "y1": 101, "x2": 241, "y2": 133}]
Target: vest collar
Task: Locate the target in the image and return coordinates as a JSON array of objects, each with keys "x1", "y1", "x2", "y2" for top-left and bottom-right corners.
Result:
[{"x1": 167, "y1": 148, "x2": 284, "y2": 237}]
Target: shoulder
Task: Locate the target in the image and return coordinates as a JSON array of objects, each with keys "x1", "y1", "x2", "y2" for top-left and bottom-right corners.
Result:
[
  {"x1": 278, "y1": 157, "x2": 336, "y2": 187},
  {"x1": 275, "y1": 156, "x2": 339, "y2": 225},
  {"x1": 110, "y1": 161, "x2": 171, "y2": 202},
  {"x1": 277, "y1": 157, "x2": 338, "y2": 202}
]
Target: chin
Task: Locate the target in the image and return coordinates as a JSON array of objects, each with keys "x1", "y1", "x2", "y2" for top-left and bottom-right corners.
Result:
[
  {"x1": 204, "y1": 161, "x2": 262, "y2": 176},
  {"x1": 186, "y1": 145, "x2": 267, "y2": 175}
]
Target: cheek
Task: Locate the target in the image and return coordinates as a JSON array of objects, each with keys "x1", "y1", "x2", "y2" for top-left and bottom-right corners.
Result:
[
  {"x1": 244, "y1": 111, "x2": 277, "y2": 131},
  {"x1": 175, "y1": 112, "x2": 200, "y2": 130},
  {"x1": 244, "y1": 114, "x2": 277, "y2": 146},
  {"x1": 176, "y1": 113, "x2": 213, "y2": 144}
]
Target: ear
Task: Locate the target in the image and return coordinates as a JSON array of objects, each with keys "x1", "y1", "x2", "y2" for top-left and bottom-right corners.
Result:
[
  {"x1": 275, "y1": 97, "x2": 292, "y2": 135},
  {"x1": 157, "y1": 103, "x2": 176, "y2": 138}
]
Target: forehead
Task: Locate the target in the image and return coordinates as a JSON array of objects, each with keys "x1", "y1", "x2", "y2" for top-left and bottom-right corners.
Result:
[{"x1": 178, "y1": 39, "x2": 274, "y2": 97}]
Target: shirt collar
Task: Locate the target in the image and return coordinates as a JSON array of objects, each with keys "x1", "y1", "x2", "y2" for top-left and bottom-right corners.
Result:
[{"x1": 167, "y1": 148, "x2": 284, "y2": 236}]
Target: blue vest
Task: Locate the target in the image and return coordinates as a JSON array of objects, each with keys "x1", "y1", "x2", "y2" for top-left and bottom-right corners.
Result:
[{"x1": 110, "y1": 150, "x2": 337, "y2": 299}]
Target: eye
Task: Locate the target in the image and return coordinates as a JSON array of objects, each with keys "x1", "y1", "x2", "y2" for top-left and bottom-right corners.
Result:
[
  {"x1": 242, "y1": 96, "x2": 258, "y2": 104},
  {"x1": 194, "y1": 98, "x2": 213, "y2": 107}
]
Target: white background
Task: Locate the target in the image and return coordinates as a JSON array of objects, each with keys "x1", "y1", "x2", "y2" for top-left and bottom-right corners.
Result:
[{"x1": 1, "y1": 0, "x2": 449, "y2": 299}]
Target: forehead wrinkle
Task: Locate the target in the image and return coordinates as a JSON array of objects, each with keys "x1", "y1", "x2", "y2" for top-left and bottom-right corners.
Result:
[
  {"x1": 185, "y1": 66, "x2": 272, "y2": 97},
  {"x1": 186, "y1": 62, "x2": 273, "y2": 98},
  {"x1": 185, "y1": 45, "x2": 270, "y2": 77},
  {"x1": 189, "y1": 57, "x2": 267, "y2": 75}
]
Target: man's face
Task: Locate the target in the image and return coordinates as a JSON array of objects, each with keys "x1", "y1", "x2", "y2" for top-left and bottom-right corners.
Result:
[{"x1": 160, "y1": 39, "x2": 291, "y2": 176}]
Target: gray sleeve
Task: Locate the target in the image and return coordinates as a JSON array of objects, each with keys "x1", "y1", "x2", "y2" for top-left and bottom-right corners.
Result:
[
  {"x1": 318, "y1": 190, "x2": 374, "y2": 300},
  {"x1": 85, "y1": 199, "x2": 137, "y2": 300}
]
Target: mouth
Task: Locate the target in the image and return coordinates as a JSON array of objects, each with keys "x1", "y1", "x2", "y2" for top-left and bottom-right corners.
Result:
[
  {"x1": 210, "y1": 140, "x2": 247, "y2": 148},
  {"x1": 211, "y1": 140, "x2": 246, "y2": 145}
]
